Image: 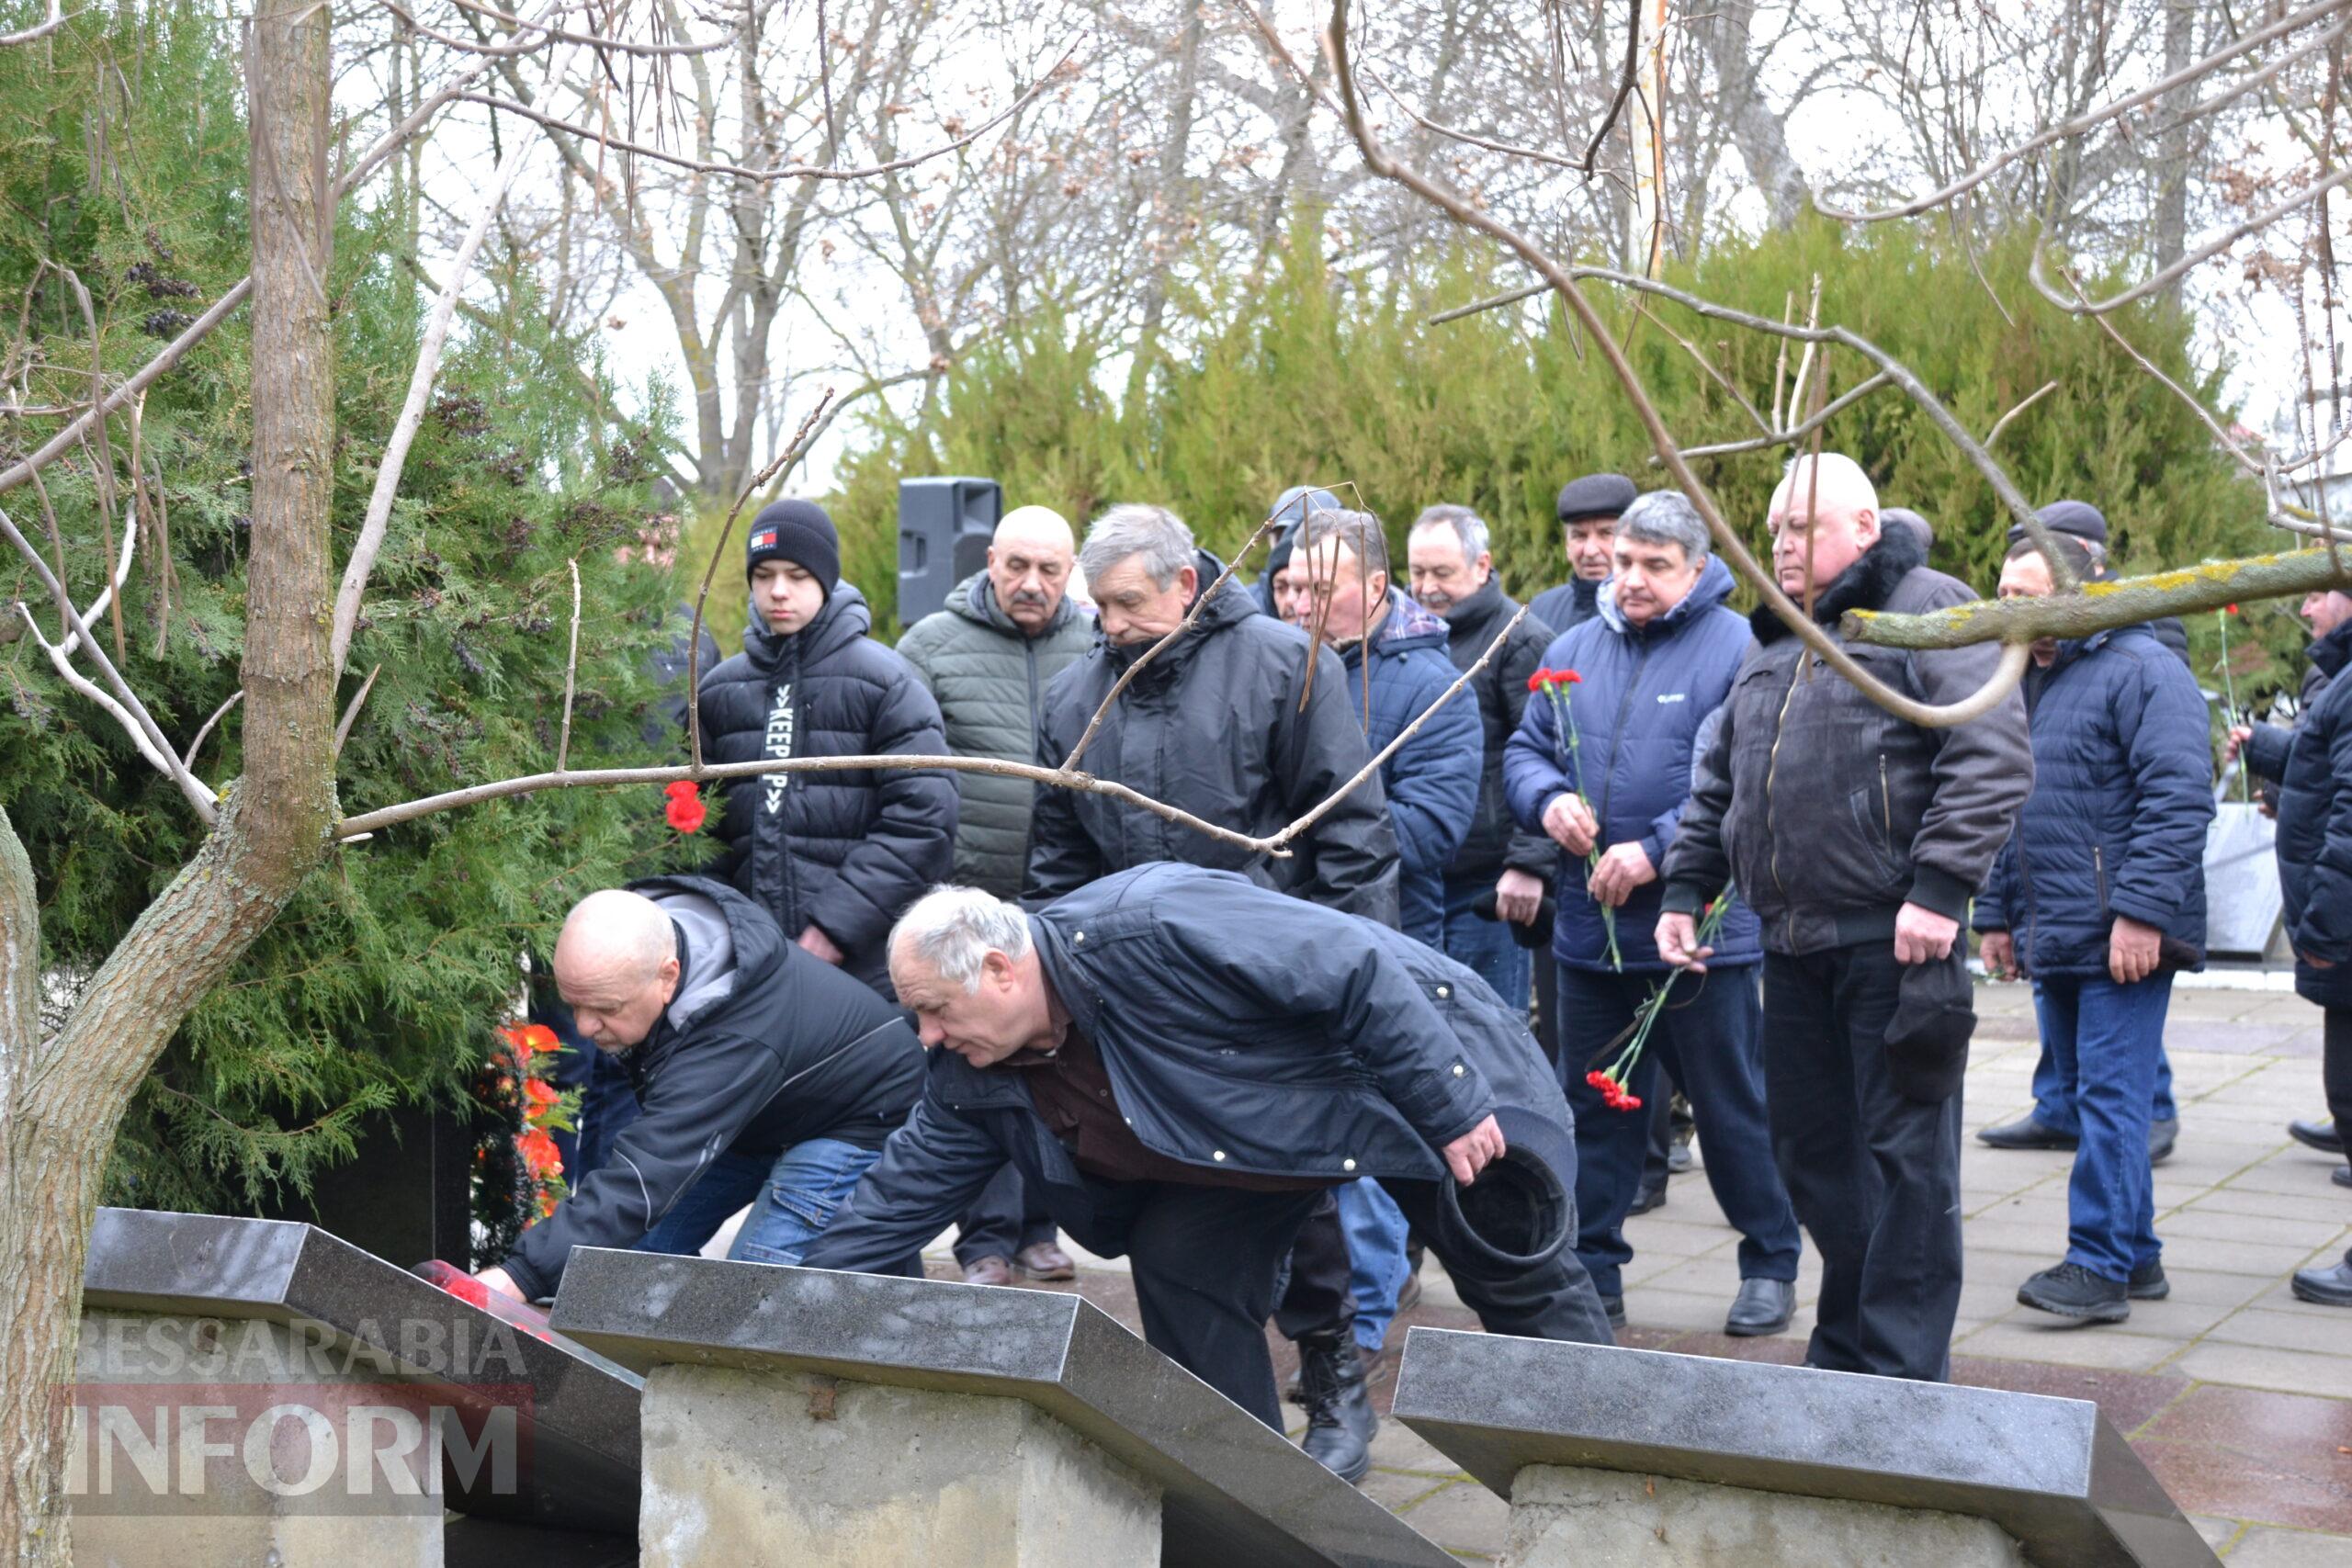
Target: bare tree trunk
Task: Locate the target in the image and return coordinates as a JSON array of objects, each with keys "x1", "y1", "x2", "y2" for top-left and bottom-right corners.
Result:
[
  {"x1": 0, "y1": 1, "x2": 341, "y2": 1558},
  {"x1": 1700, "y1": 0, "x2": 1810, "y2": 229},
  {"x1": 2153, "y1": 0, "x2": 2195, "y2": 288},
  {"x1": 1124, "y1": 4, "x2": 1205, "y2": 416}
]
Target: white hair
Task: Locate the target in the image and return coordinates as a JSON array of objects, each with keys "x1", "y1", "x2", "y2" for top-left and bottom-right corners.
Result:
[
  {"x1": 1771, "y1": 453, "x2": 1880, "y2": 520},
  {"x1": 888, "y1": 885, "x2": 1034, "y2": 992},
  {"x1": 1410, "y1": 504, "x2": 1489, "y2": 564},
  {"x1": 1079, "y1": 503, "x2": 1195, "y2": 590}
]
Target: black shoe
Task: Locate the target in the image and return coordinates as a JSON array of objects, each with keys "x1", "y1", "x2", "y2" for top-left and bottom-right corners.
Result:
[
  {"x1": 1600, "y1": 1294, "x2": 1627, "y2": 1330},
  {"x1": 2127, "y1": 1259, "x2": 2169, "y2": 1301},
  {"x1": 2335, "y1": 1166, "x2": 2351, "y2": 1190},
  {"x1": 1724, "y1": 1278, "x2": 1795, "y2": 1337},
  {"x1": 1628, "y1": 1174, "x2": 1668, "y2": 1215},
  {"x1": 1295, "y1": 1336, "x2": 1375, "y2": 1484},
  {"x1": 1666, "y1": 1141, "x2": 1693, "y2": 1175},
  {"x1": 2018, "y1": 1261, "x2": 2131, "y2": 1323},
  {"x1": 2148, "y1": 1118, "x2": 2177, "y2": 1166},
  {"x1": 1396, "y1": 1269, "x2": 1423, "y2": 1315},
  {"x1": 1977, "y1": 1113, "x2": 2078, "y2": 1151},
  {"x1": 2289, "y1": 1118, "x2": 2345, "y2": 1156},
  {"x1": 2291, "y1": 1254, "x2": 2352, "y2": 1306}
]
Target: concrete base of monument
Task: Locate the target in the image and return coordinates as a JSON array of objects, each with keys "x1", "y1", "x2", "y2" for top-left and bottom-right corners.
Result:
[
  {"x1": 639, "y1": 1362, "x2": 1163, "y2": 1568},
  {"x1": 1501, "y1": 1464, "x2": 2026, "y2": 1568},
  {"x1": 70, "y1": 1313, "x2": 444, "y2": 1568}
]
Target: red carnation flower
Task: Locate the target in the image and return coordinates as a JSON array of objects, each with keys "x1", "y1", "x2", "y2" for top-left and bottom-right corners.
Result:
[{"x1": 663, "y1": 781, "x2": 707, "y2": 834}]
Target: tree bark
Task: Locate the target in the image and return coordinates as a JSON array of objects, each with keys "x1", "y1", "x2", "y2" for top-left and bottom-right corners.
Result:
[{"x1": 0, "y1": 2, "x2": 341, "y2": 1559}]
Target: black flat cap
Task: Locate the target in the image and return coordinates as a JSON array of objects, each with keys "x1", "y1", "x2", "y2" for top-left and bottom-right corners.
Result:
[
  {"x1": 1556, "y1": 472, "x2": 1638, "y2": 524},
  {"x1": 2007, "y1": 498, "x2": 2108, "y2": 547}
]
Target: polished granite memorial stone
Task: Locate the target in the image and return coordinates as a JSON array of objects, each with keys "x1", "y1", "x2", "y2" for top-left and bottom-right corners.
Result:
[
  {"x1": 78, "y1": 1206, "x2": 641, "y2": 1540},
  {"x1": 1390, "y1": 1327, "x2": 2221, "y2": 1568},
  {"x1": 551, "y1": 1247, "x2": 1460, "y2": 1568}
]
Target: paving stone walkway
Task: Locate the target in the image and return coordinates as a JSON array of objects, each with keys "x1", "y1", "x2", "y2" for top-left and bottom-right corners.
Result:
[{"x1": 920, "y1": 976, "x2": 2352, "y2": 1562}]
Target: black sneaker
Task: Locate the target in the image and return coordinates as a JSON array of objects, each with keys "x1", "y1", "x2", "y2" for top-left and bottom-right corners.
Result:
[
  {"x1": 1628, "y1": 1174, "x2": 1668, "y2": 1215},
  {"x1": 1294, "y1": 1335, "x2": 1374, "y2": 1484},
  {"x1": 2289, "y1": 1117, "x2": 2345, "y2": 1156},
  {"x1": 2127, "y1": 1259, "x2": 2169, "y2": 1301},
  {"x1": 2148, "y1": 1118, "x2": 2177, "y2": 1166},
  {"x1": 2018, "y1": 1261, "x2": 2130, "y2": 1323},
  {"x1": 1600, "y1": 1294, "x2": 1627, "y2": 1330}
]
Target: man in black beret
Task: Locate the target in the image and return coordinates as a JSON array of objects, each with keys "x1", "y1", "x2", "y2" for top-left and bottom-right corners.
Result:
[{"x1": 1528, "y1": 472, "x2": 1638, "y2": 637}]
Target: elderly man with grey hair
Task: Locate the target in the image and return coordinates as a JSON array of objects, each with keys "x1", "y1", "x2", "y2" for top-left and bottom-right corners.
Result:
[
  {"x1": 473, "y1": 876, "x2": 924, "y2": 1304},
  {"x1": 1655, "y1": 452, "x2": 2030, "y2": 1382},
  {"x1": 1023, "y1": 502, "x2": 1406, "y2": 1480},
  {"x1": 801, "y1": 863, "x2": 1615, "y2": 1441},
  {"x1": 1503, "y1": 489, "x2": 1801, "y2": 1338}
]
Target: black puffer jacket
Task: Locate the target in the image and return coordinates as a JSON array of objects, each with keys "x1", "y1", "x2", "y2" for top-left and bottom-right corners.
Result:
[
  {"x1": 1662, "y1": 527, "x2": 2032, "y2": 955},
  {"x1": 1440, "y1": 577, "x2": 1556, "y2": 886},
  {"x1": 695, "y1": 583, "x2": 957, "y2": 994},
  {"x1": 1025, "y1": 550, "x2": 1400, "y2": 926},
  {"x1": 503, "y1": 876, "x2": 924, "y2": 1299},
  {"x1": 2274, "y1": 622, "x2": 2352, "y2": 1010}
]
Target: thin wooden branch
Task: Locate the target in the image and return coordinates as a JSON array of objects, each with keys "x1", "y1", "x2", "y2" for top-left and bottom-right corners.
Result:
[
  {"x1": 1319, "y1": 0, "x2": 2032, "y2": 731},
  {"x1": 460, "y1": 46, "x2": 1074, "y2": 183},
  {"x1": 1666, "y1": 372, "x2": 1891, "y2": 463},
  {"x1": 444, "y1": 0, "x2": 736, "y2": 55},
  {"x1": 1582, "y1": 0, "x2": 1644, "y2": 176},
  {"x1": 65, "y1": 272, "x2": 128, "y2": 664},
  {"x1": 183, "y1": 689, "x2": 242, "y2": 770},
  {"x1": 0, "y1": 0, "x2": 74, "y2": 48},
  {"x1": 1821, "y1": 0, "x2": 2352, "y2": 221},
  {"x1": 1426, "y1": 282, "x2": 1546, "y2": 324},
  {"x1": 685, "y1": 390, "x2": 835, "y2": 773},
  {"x1": 16, "y1": 604, "x2": 218, "y2": 816},
  {"x1": 1363, "y1": 63, "x2": 1579, "y2": 170},
  {"x1": 1983, "y1": 379, "x2": 2059, "y2": 451},
  {"x1": 334, "y1": 664, "x2": 379, "y2": 752},
  {"x1": 556, "y1": 557, "x2": 581, "y2": 772},
  {"x1": 2028, "y1": 164, "x2": 2352, "y2": 318},
  {"x1": 331, "y1": 37, "x2": 578, "y2": 672}
]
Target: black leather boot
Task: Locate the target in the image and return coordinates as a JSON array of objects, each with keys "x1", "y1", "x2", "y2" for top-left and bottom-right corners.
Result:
[{"x1": 1295, "y1": 1335, "x2": 1375, "y2": 1483}]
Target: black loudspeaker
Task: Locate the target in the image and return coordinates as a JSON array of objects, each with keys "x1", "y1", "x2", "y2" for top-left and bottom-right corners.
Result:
[{"x1": 899, "y1": 477, "x2": 1001, "y2": 621}]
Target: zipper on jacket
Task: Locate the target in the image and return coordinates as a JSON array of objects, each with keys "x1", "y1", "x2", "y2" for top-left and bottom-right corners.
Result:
[
  {"x1": 2016, "y1": 838, "x2": 2039, "y2": 958},
  {"x1": 1877, "y1": 754, "x2": 1891, "y2": 839},
  {"x1": 1763, "y1": 651, "x2": 1809, "y2": 942},
  {"x1": 1596, "y1": 645, "x2": 1653, "y2": 829},
  {"x1": 2094, "y1": 843, "x2": 2109, "y2": 917}
]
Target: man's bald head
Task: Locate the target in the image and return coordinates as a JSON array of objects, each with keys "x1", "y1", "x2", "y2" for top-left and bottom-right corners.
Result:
[
  {"x1": 1767, "y1": 452, "x2": 1883, "y2": 597},
  {"x1": 553, "y1": 888, "x2": 681, "y2": 1050},
  {"x1": 989, "y1": 504, "x2": 1077, "y2": 634}
]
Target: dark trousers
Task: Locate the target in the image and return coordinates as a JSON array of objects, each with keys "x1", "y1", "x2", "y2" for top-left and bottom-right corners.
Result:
[
  {"x1": 1382, "y1": 1177, "x2": 1619, "y2": 1348},
  {"x1": 1272, "y1": 1190, "x2": 1357, "y2": 1344},
  {"x1": 1763, "y1": 944, "x2": 1964, "y2": 1382},
  {"x1": 1082, "y1": 1179, "x2": 1329, "y2": 1427},
  {"x1": 1557, "y1": 964, "x2": 1801, "y2": 1300},
  {"x1": 954, "y1": 1163, "x2": 1057, "y2": 1267},
  {"x1": 2327, "y1": 1009, "x2": 2352, "y2": 1134}
]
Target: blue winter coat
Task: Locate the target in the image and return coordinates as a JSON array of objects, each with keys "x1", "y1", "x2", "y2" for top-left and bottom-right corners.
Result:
[
  {"x1": 2275, "y1": 622, "x2": 2352, "y2": 1009},
  {"x1": 1973, "y1": 627, "x2": 2215, "y2": 978},
  {"x1": 1340, "y1": 590, "x2": 1483, "y2": 944},
  {"x1": 800, "y1": 863, "x2": 1576, "y2": 1275},
  {"x1": 1503, "y1": 555, "x2": 1762, "y2": 973}
]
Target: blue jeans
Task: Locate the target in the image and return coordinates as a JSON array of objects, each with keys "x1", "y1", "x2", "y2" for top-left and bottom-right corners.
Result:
[
  {"x1": 1441, "y1": 875, "x2": 1532, "y2": 1018},
  {"x1": 1557, "y1": 962, "x2": 1800, "y2": 1301},
  {"x1": 2033, "y1": 1022, "x2": 2176, "y2": 1131},
  {"x1": 636, "y1": 1138, "x2": 883, "y2": 1267},
  {"x1": 2034, "y1": 976, "x2": 2173, "y2": 1282},
  {"x1": 1335, "y1": 1179, "x2": 1412, "y2": 1355}
]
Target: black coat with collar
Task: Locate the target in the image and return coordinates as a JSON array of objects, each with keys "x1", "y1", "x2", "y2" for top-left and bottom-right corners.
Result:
[
  {"x1": 1024, "y1": 550, "x2": 1400, "y2": 926},
  {"x1": 695, "y1": 583, "x2": 957, "y2": 994},
  {"x1": 1440, "y1": 577, "x2": 1558, "y2": 886},
  {"x1": 1660, "y1": 527, "x2": 2032, "y2": 955}
]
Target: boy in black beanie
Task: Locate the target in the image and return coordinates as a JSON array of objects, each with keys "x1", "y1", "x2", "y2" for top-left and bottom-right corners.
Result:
[{"x1": 695, "y1": 497, "x2": 957, "y2": 997}]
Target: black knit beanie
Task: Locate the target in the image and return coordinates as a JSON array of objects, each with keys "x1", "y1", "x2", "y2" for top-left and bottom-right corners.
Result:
[{"x1": 745, "y1": 498, "x2": 841, "y2": 599}]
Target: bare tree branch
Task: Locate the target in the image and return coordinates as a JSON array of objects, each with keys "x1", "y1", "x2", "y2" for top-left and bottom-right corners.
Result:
[
  {"x1": 1663, "y1": 370, "x2": 1892, "y2": 462},
  {"x1": 556, "y1": 557, "x2": 581, "y2": 772}
]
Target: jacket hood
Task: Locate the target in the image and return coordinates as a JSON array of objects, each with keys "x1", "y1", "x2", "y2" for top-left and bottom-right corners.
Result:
[
  {"x1": 1365, "y1": 587, "x2": 1451, "y2": 661},
  {"x1": 1750, "y1": 524, "x2": 1926, "y2": 644},
  {"x1": 947, "y1": 568, "x2": 1080, "y2": 639},
  {"x1": 1598, "y1": 552, "x2": 1736, "y2": 637},
  {"x1": 1102, "y1": 549, "x2": 1254, "y2": 672},
  {"x1": 625, "y1": 874, "x2": 786, "y2": 1041},
  {"x1": 743, "y1": 580, "x2": 872, "y2": 670}
]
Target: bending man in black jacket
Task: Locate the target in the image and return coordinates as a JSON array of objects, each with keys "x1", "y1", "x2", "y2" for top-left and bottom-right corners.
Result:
[
  {"x1": 802, "y1": 864, "x2": 1615, "y2": 1427},
  {"x1": 477, "y1": 876, "x2": 925, "y2": 1303}
]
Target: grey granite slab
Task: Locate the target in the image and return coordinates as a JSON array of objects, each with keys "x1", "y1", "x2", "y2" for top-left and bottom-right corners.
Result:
[
  {"x1": 1390, "y1": 1327, "x2": 2219, "y2": 1568},
  {"x1": 81, "y1": 1206, "x2": 640, "y2": 1534},
  {"x1": 549, "y1": 1248, "x2": 1457, "y2": 1568}
]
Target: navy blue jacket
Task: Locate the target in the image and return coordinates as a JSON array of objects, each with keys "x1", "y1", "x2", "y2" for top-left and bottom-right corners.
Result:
[
  {"x1": 1503, "y1": 555, "x2": 1762, "y2": 973},
  {"x1": 2275, "y1": 623, "x2": 2352, "y2": 1009},
  {"x1": 1340, "y1": 590, "x2": 1482, "y2": 944},
  {"x1": 1526, "y1": 576, "x2": 1602, "y2": 642},
  {"x1": 802, "y1": 863, "x2": 1573, "y2": 1272},
  {"x1": 1973, "y1": 628, "x2": 2215, "y2": 977}
]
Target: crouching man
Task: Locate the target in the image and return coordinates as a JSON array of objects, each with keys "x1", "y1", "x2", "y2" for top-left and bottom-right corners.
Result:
[
  {"x1": 476, "y1": 875, "x2": 927, "y2": 1303},
  {"x1": 800, "y1": 862, "x2": 1616, "y2": 1431}
]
